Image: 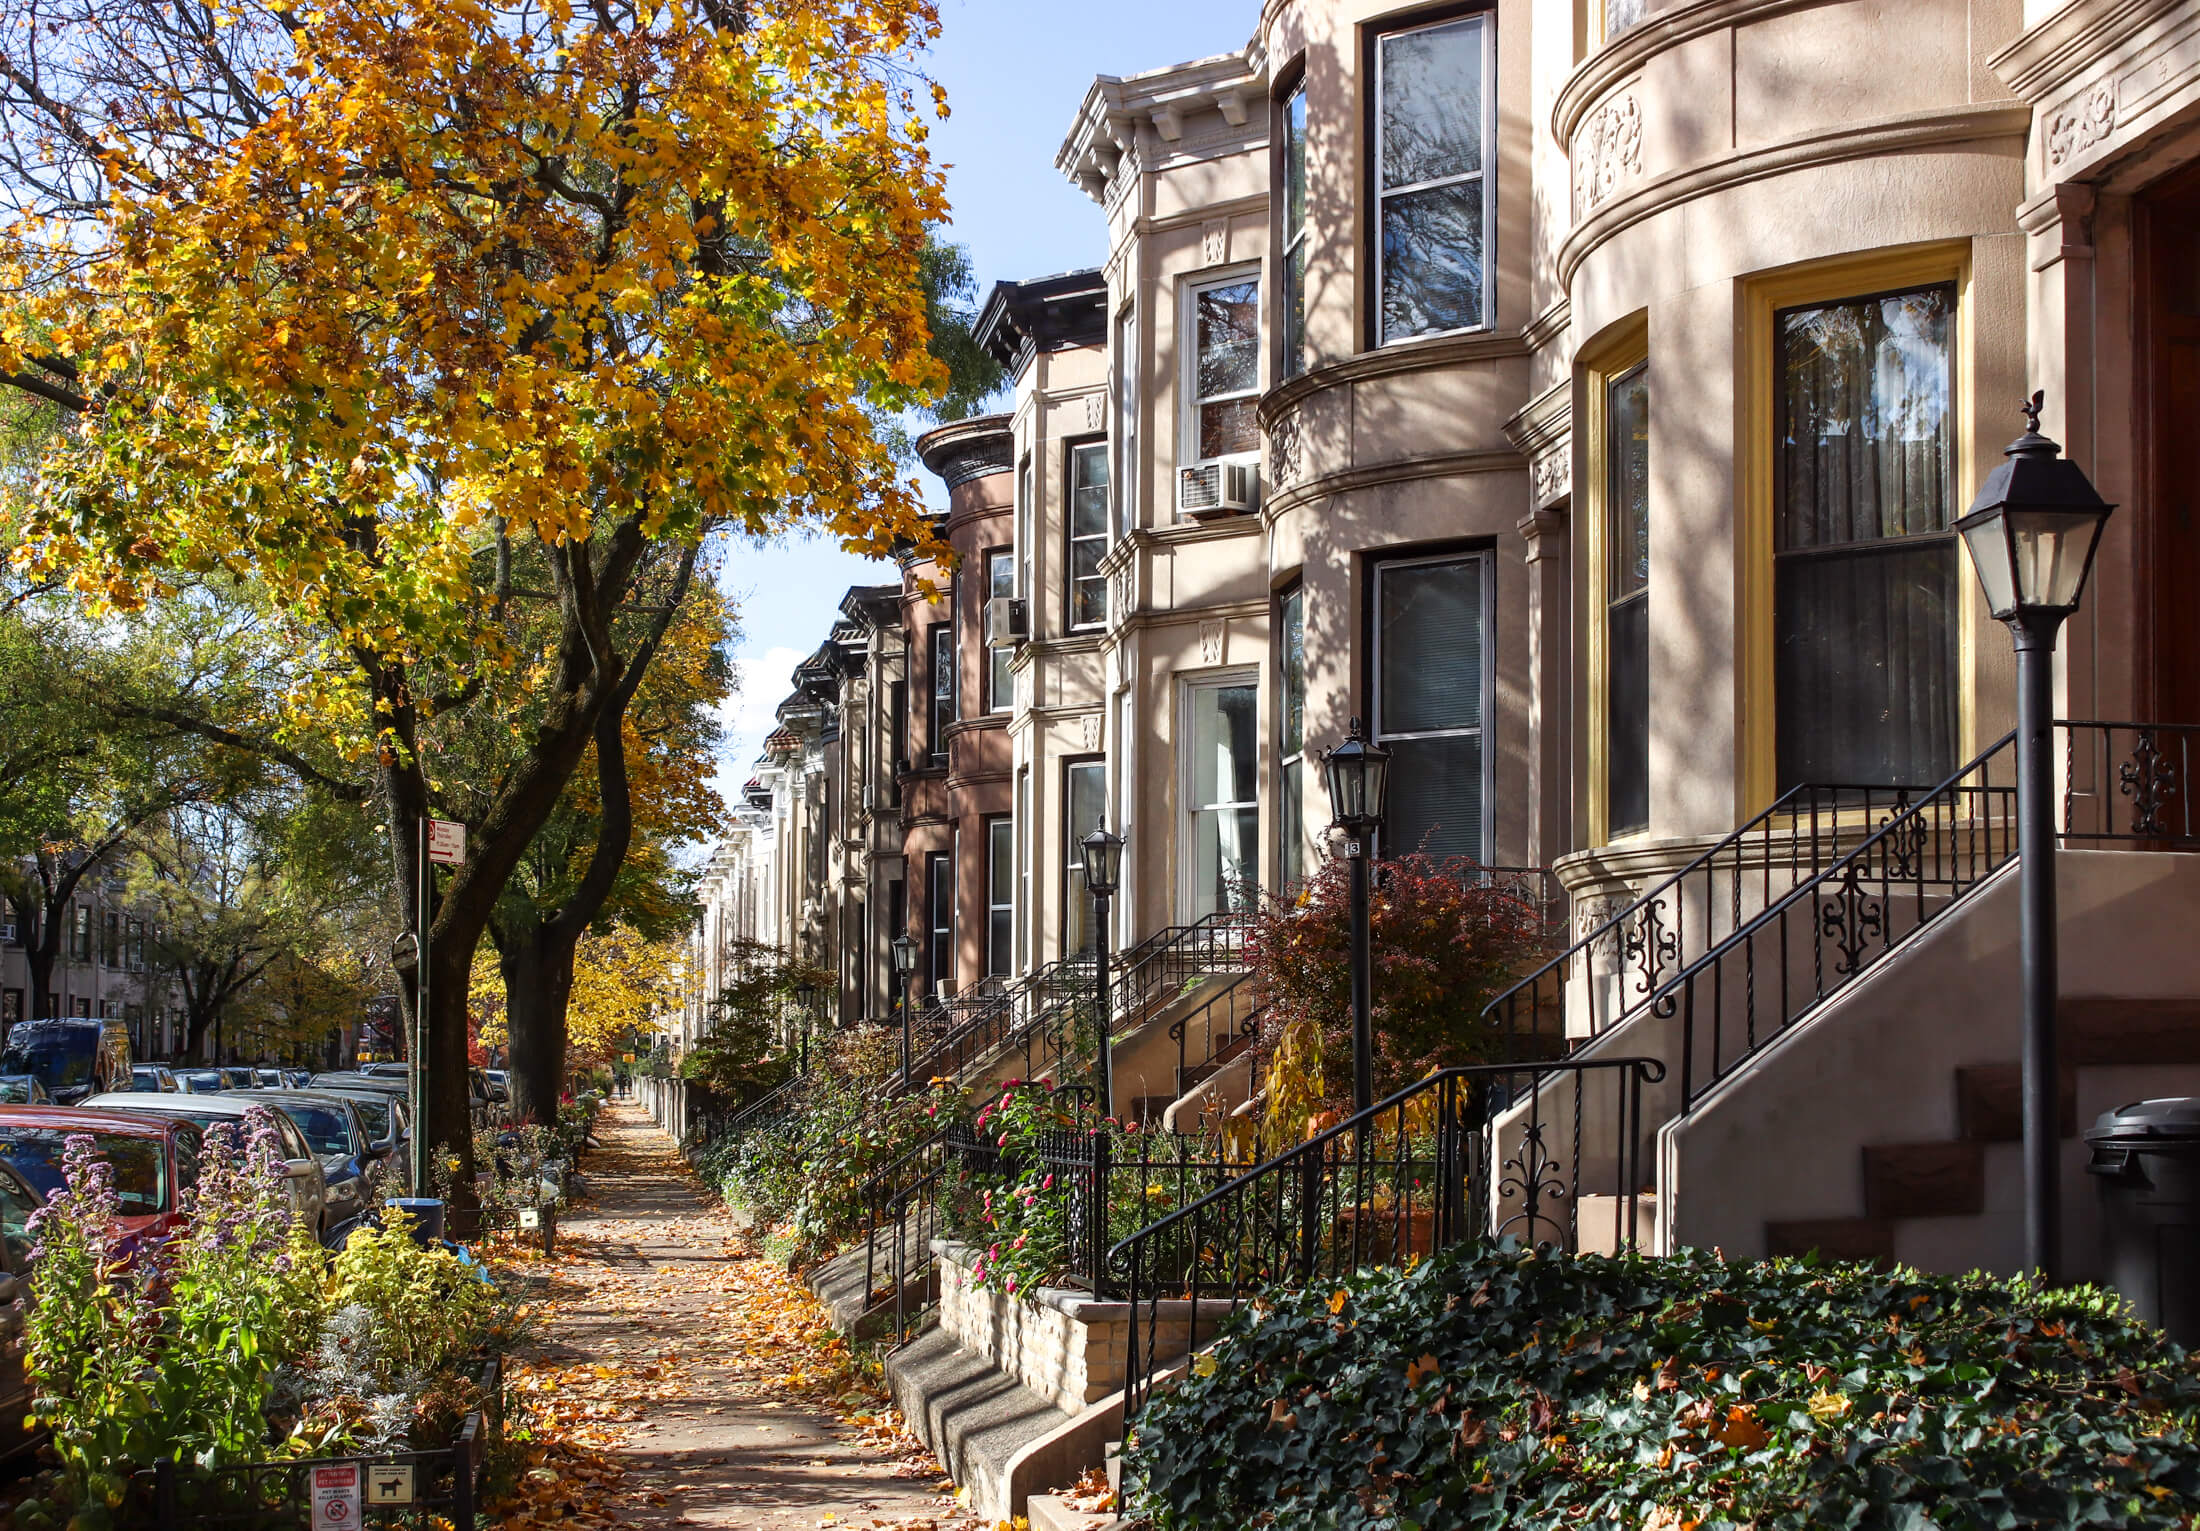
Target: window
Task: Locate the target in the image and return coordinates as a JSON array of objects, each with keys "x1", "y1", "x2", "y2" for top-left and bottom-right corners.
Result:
[
  {"x1": 127, "y1": 918, "x2": 145, "y2": 971},
  {"x1": 1607, "y1": 364, "x2": 1650, "y2": 835},
  {"x1": 1184, "y1": 679, "x2": 1260, "y2": 919},
  {"x1": 1185, "y1": 276, "x2": 1261, "y2": 466},
  {"x1": 1017, "y1": 455, "x2": 1034, "y2": 612},
  {"x1": 986, "y1": 549, "x2": 1014, "y2": 712},
  {"x1": 985, "y1": 817, "x2": 1013, "y2": 979},
  {"x1": 929, "y1": 622, "x2": 954, "y2": 764},
  {"x1": 1603, "y1": 0, "x2": 1650, "y2": 39},
  {"x1": 1068, "y1": 442, "x2": 1110, "y2": 629},
  {"x1": 70, "y1": 905, "x2": 91, "y2": 963},
  {"x1": 101, "y1": 911, "x2": 119, "y2": 967},
  {"x1": 1373, "y1": 13, "x2": 1492, "y2": 344},
  {"x1": 1014, "y1": 769, "x2": 1030, "y2": 973},
  {"x1": 1374, "y1": 554, "x2": 1492, "y2": 860},
  {"x1": 1115, "y1": 309, "x2": 1138, "y2": 538},
  {"x1": 1774, "y1": 285, "x2": 1957, "y2": 790},
  {"x1": 891, "y1": 674, "x2": 908, "y2": 772},
  {"x1": 1063, "y1": 760, "x2": 1106, "y2": 957},
  {"x1": 885, "y1": 877, "x2": 906, "y2": 1008},
  {"x1": 1279, "y1": 81, "x2": 1310, "y2": 379},
  {"x1": 1279, "y1": 586, "x2": 1308, "y2": 889},
  {"x1": 926, "y1": 852, "x2": 954, "y2": 992}
]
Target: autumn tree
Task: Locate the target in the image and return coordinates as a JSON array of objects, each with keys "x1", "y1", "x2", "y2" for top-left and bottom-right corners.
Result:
[{"x1": 0, "y1": 0, "x2": 955, "y2": 1170}]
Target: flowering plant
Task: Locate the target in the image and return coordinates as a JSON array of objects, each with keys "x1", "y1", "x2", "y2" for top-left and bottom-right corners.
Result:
[{"x1": 956, "y1": 1079, "x2": 1079, "y2": 1301}]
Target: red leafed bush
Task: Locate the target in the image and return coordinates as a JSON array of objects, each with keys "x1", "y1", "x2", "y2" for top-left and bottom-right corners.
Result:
[{"x1": 1244, "y1": 851, "x2": 1551, "y2": 1103}]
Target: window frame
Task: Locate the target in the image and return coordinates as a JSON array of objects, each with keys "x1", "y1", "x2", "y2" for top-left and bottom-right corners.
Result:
[
  {"x1": 1065, "y1": 437, "x2": 1111, "y2": 633},
  {"x1": 1277, "y1": 583, "x2": 1308, "y2": 890},
  {"x1": 928, "y1": 620, "x2": 954, "y2": 765},
  {"x1": 1114, "y1": 305, "x2": 1139, "y2": 540},
  {"x1": 1584, "y1": 322, "x2": 1650, "y2": 846},
  {"x1": 1177, "y1": 669, "x2": 1263, "y2": 922},
  {"x1": 1062, "y1": 756, "x2": 1107, "y2": 959},
  {"x1": 984, "y1": 547, "x2": 1015, "y2": 713},
  {"x1": 925, "y1": 850, "x2": 954, "y2": 994},
  {"x1": 1275, "y1": 69, "x2": 1310, "y2": 381},
  {"x1": 984, "y1": 815, "x2": 1014, "y2": 979},
  {"x1": 1178, "y1": 268, "x2": 1264, "y2": 476},
  {"x1": 1368, "y1": 548, "x2": 1497, "y2": 863},
  {"x1": 1366, "y1": 6, "x2": 1498, "y2": 349}
]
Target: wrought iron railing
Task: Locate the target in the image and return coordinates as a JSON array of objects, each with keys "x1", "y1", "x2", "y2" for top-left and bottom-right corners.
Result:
[
  {"x1": 1480, "y1": 781, "x2": 1960, "y2": 1052},
  {"x1": 893, "y1": 956, "x2": 1089, "y2": 1092},
  {"x1": 1108, "y1": 1057, "x2": 1663, "y2": 1417},
  {"x1": 1656, "y1": 733, "x2": 2019, "y2": 1110},
  {"x1": 1161, "y1": 972, "x2": 1266, "y2": 1127},
  {"x1": 1033, "y1": 1124, "x2": 1265, "y2": 1292},
  {"x1": 858, "y1": 1124, "x2": 960, "y2": 1346},
  {"x1": 2061, "y1": 720, "x2": 2200, "y2": 845}
]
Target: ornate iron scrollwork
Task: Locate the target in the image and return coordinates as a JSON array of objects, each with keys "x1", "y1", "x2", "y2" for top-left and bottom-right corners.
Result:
[
  {"x1": 2119, "y1": 727, "x2": 2177, "y2": 837},
  {"x1": 1880, "y1": 793, "x2": 1928, "y2": 880},
  {"x1": 1818, "y1": 862, "x2": 1885, "y2": 977},
  {"x1": 1619, "y1": 898, "x2": 1683, "y2": 1017},
  {"x1": 1496, "y1": 1120, "x2": 1569, "y2": 1247}
]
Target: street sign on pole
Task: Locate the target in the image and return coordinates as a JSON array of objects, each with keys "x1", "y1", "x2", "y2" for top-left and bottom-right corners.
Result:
[
  {"x1": 426, "y1": 819, "x2": 467, "y2": 865},
  {"x1": 310, "y1": 1464, "x2": 361, "y2": 1530}
]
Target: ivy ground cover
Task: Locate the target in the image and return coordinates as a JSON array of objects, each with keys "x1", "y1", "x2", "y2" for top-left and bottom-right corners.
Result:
[{"x1": 1128, "y1": 1243, "x2": 2200, "y2": 1531}]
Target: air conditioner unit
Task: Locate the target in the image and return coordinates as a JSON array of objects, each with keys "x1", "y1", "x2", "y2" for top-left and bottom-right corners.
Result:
[
  {"x1": 984, "y1": 597, "x2": 1028, "y2": 647},
  {"x1": 1177, "y1": 459, "x2": 1259, "y2": 519}
]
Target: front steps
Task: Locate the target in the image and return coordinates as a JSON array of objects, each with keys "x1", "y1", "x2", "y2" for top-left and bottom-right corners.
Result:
[{"x1": 1766, "y1": 998, "x2": 2200, "y2": 1265}]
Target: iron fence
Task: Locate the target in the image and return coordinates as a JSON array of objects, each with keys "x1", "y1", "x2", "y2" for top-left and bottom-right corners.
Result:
[
  {"x1": 2061, "y1": 720, "x2": 2200, "y2": 845},
  {"x1": 1109, "y1": 1058, "x2": 1662, "y2": 1417}
]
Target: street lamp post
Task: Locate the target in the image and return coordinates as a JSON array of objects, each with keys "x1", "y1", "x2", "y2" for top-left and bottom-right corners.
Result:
[
  {"x1": 1954, "y1": 391, "x2": 2114, "y2": 1284},
  {"x1": 1079, "y1": 818, "x2": 1124, "y2": 1289},
  {"x1": 890, "y1": 934, "x2": 919, "y2": 1084},
  {"x1": 1321, "y1": 717, "x2": 1393, "y2": 1117}
]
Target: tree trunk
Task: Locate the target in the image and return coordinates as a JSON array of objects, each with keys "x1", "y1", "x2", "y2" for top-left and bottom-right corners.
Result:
[{"x1": 502, "y1": 926, "x2": 577, "y2": 1128}]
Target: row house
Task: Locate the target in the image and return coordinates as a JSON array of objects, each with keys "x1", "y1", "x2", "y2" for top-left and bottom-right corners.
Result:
[
  {"x1": 1, "y1": 865, "x2": 191, "y2": 1059},
  {"x1": 699, "y1": 0, "x2": 2200, "y2": 1282}
]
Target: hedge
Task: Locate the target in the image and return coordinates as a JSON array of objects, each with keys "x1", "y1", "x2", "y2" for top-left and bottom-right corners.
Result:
[{"x1": 1126, "y1": 1243, "x2": 2200, "y2": 1531}]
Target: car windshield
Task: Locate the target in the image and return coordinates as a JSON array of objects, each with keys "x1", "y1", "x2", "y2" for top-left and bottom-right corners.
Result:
[
  {"x1": 282, "y1": 1105, "x2": 352, "y2": 1158},
  {"x1": 0, "y1": 1078, "x2": 36, "y2": 1103},
  {"x1": 176, "y1": 1071, "x2": 223, "y2": 1093},
  {"x1": 0, "y1": 1030, "x2": 97, "y2": 1088},
  {"x1": 0, "y1": 1128, "x2": 167, "y2": 1214}
]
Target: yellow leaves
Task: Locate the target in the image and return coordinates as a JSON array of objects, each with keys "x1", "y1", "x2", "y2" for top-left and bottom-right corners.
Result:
[
  {"x1": 1405, "y1": 1353, "x2": 1441, "y2": 1389},
  {"x1": 1710, "y1": 1404, "x2": 1770, "y2": 1453},
  {"x1": 1807, "y1": 1388, "x2": 1853, "y2": 1424},
  {"x1": 1191, "y1": 1353, "x2": 1218, "y2": 1379},
  {"x1": 1327, "y1": 1289, "x2": 1349, "y2": 1316}
]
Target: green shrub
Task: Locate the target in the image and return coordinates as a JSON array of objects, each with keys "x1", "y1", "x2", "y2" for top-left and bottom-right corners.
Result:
[{"x1": 1128, "y1": 1243, "x2": 2200, "y2": 1531}]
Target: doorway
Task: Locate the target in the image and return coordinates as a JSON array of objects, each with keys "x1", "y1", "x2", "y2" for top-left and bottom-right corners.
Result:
[{"x1": 2138, "y1": 163, "x2": 2200, "y2": 723}]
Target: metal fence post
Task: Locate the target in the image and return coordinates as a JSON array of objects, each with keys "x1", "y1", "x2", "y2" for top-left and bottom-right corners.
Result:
[
  {"x1": 153, "y1": 1457, "x2": 177, "y2": 1531},
  {"x1": 452, "y1": 1423, "x2": 477, "y2": 1531}
]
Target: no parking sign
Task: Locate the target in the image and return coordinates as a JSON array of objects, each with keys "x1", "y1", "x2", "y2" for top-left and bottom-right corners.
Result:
[{"x1": 311, "y1": 1463, "x2": 362, "y2": 1530}]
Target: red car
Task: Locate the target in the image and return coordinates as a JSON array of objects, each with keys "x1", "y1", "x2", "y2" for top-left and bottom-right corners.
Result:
[{"x1": 0, "y1": 1107, "x2": 204, "y2": 1256}]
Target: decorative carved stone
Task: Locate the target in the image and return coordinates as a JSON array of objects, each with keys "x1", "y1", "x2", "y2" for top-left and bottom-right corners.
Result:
[
  {"x1": 1531, "y1": 446, "x2": 1572, "y2": 508},
  {"x1": 2047, "y1": 83, "x2": 2116, "y2": 167},
  {"x1": 1267, "y1": 409, "x2": 1303, "y2": 491},
  {"x1": 1080, "y1": 713, "x2": 1102, "y2": 752},
  {"x1": 1085, "y1": 391, "x2": 1105, "y2": 431},
  {"x1": 1201, "y1": 220, "x2": 1229, "y2": 267},
  {"x1": 1574, "y1": 92, "x2": 1643, "y2": 215},
  {"x1": 1200, "y1": 621, "x2": 1225, "y2": 666}
]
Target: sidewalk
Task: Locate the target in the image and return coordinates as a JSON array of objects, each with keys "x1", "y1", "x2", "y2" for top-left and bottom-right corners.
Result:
[{"x1": 505, "y1": 1102, "x2": 980, "y2": 1530}]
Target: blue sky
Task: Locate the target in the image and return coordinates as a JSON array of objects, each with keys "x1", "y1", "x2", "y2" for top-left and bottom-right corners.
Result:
[{"x1": 710, "y1": 1, "x2": 1254, "y2": 801}]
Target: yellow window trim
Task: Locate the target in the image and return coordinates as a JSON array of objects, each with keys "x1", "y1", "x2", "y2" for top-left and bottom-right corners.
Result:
[
  {"x1": 1737, "y1": 241, "x2": 1977, "y2": 822},
  {"x1": 1581, "y1": 315, "x2": 1649, "y2": 850}
]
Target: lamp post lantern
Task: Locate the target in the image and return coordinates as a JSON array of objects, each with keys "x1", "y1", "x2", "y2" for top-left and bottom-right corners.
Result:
[
  {"x1": 1079, "y1": 818, "x2": 1124, "y2": 1290},
  {"x1": 890, "y1": 934, "x2": 919, "y2": 1084},
  {"x1": 1954, "y1": 391, "x2": 2114, "y2": 1284},
  {"x1": 1322, "y1": 716, "x2": 1392, "y2": 1116}
]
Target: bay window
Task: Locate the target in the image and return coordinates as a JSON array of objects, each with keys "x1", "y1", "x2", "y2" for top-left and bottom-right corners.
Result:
[
  {"x1": 1606, "y1": 364, "x2": 1650, "y2": 835},
  {"x1": 929, "y1": 622, "x2": 954, "y2": 764},
  {"x1": 985, "y1": 816, "x2": 1013, "y2": 979},
  {"x1": 1373, "y1": 554, "x2": 1491, "y2": 860},
  {"x1": 1184, "y1": 276, "x2": 1260, "y2": 471},
  {"x1": 1184, "y1": 678, "x2": 1260, "y2": 919},
  {"x1": 926, "y1": 851, "x2": 954, "y2": 993},
  {"x1": 1774, "y1": 285, "x2": 1957, "y2": 790},
  {"x1": 1115, "y1": 308, "x2": 1138, "y2": 538},
  {"x1": 1373, "y1": 12, "x2": 1493, "y2": 344},
  {"x1": 1069, "y1": 442, "x2": 1109, "y2": 629},
  {"x1": 1063, "y1": 760, "x2": 1106, "y2": 957},
  {"x1": 1279, "y1": 586, "x2": 1308, "y2": 888},
  {"x1": 1279, "y1": 82, "x2": 1309, "y2": 379},
  {"x1": 986, "y1": 549, "x2": 1013, "y2": 712}
]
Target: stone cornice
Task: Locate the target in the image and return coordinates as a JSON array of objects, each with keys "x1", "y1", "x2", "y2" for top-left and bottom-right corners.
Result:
[
  {"x1": 1503, "y1": 380, "x2": 1573, "y2": 459},
  {"x1": 1522, "y1": 298, "x2": 1573, "y2": 355},
  {"x1": 1095, "y1": 515, "x2": 1261, "y2": 580},
  {"x1": 1261, "y1": 446, "x2": 1527, "y2": 525},
  {"x1": 1553, "y1": 0, "x2": 1828, "y2": 150},
  {"x1": 1057, "y1": 49, "x2": 1268, "y2": 206},
  {"x1": 916, "y1": 413, "x2": 1015, "y2": 491},
  {"x1": 1098, "y1": 597, "x2": 1269, "y2": 649},
  {"x1": 1556, "y1": 104, "x2": 2033, "y2": 289},
  {"x1": 1257, "y1": 329, "x2": 1534, "y2": 427},
  {"x1": 1989, "y1": 0, "x2": 2186, "y2": 101}
]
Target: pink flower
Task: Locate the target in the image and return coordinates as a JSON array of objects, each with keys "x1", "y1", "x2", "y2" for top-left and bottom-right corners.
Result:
[
  {"x1": 926, "y1": 1105, "x2": 937, "y2": 1116},
  {"x1": 1042, "y1": 1174, "x2": 1054, "y2": 1190},
  {"x1": 999, "y1": 1133, "x2": 1010, "y2": 1147},
  {"x1": 1005, "y1": 1278, "x2": 1018, "y2": 1294}
]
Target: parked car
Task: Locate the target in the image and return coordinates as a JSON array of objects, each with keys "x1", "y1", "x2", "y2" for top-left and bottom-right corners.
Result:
[
  {"x1": 0, "y1": 1107, "x2": 201, "y2": 1257},
  {"x1": 0, "y1": 1076, "x2": 53, "y2": 1106},
  {"x1": 81, "y1": 1094, "x2": 330, "y2": 1238},
  {"x1": 358, "y1": 1062, "x2": 408, "y2": 1080},
  {"x1": 223, "y1": 1091, "x2": 384, "y2": 1235},
  {"x1": 0, "y1": 1158, "x2": 46, "y2": 1462},
  {"x1": 127, "y1": 1065, "x2": 180, "y2": 1093},
  {"x1": 295, "y1": 1084, "x2": 412, "y2": 1194},
  {"x1": 216, "y1": 1067, "x2": 258, "y2": 1090},
  {"x1": 0, "y1": 1018, "x2": 132, "y2": 1105},
  {"x1": 174, "y1": 1069, "x2": 227, "y2": 1094},
  {"x1": 253, "y1": 1068, "x2": 284, "y2": 1089},
  {"x1": 280, "y1": 1069, "x2": 313, "y2": 1089}
]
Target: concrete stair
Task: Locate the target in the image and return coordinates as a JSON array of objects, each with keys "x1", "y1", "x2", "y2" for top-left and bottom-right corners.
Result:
[
  {"x1": 1766, "y1": 998, "x2": 2200, "y2": 1263},
  {"x1": 883, "y1": 1324, "x2": 1082, "y2": 1521},
  {"x1": 808, "y1": 1211, "x2": 939, "y2": 1340}
]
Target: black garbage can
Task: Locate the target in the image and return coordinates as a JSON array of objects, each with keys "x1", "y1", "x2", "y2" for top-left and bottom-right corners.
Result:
[
  {"x1": 2085, "y1": 1099, "x2": 2200, "y2": 1344},
  {"x1": 384, "y1": 1196, "x2": 447, "y2": 1246}
]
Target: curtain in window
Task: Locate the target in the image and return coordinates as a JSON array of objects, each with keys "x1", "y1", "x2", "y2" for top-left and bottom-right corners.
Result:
[{"x1": 1775, "y1": 287, "x2": 1957, "y2": 790}]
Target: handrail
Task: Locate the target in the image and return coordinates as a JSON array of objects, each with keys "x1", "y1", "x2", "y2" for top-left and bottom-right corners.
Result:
[
  {"x1": 1656, "y1": 732, "x2": 2019, "y2": 1110},
  {"x1": 1480, "y1": 778, "x2": 1959, "y2": 1052},
  {"x1": 1108, "y1": 1054, "x2": 1665, "y2": 1418},
  {"x1": 2060, "y1": 720, "x2": 2200, "y2": 845}
]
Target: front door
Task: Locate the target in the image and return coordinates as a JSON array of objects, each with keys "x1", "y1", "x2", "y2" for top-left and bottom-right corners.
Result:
[{"x1": 2139, "y1": 163, "x2": 2200, "y2": 724}]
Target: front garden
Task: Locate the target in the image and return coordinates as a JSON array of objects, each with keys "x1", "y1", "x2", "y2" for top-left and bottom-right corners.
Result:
[{"x1": 1127, "y1": 1241, "x2": 2200, "y2": 1531}]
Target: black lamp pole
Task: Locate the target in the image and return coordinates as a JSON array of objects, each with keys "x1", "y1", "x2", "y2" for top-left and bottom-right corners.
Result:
[
  {"x1": 1954, "y1": 392, "x2": 2114, "y2": 1284},
  {"x1": 1080, "y1": 818, "x2": 1125, "y2": 1290},
  {"x1": 1322, "y1": 717, "x2": 1392, "y2": 1117},
  {"x1": 890, "y1": 934, "x2": 918, "y2": 1086}
]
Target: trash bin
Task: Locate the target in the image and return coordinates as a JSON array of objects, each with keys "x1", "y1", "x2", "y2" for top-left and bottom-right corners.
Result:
[
  {"x1": 383, "y1": 1197, "x2": 447, "y2": 1246},
  {"x1": 2085, "y1": 1098, "x2": 2200, "y2": 1344}
]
